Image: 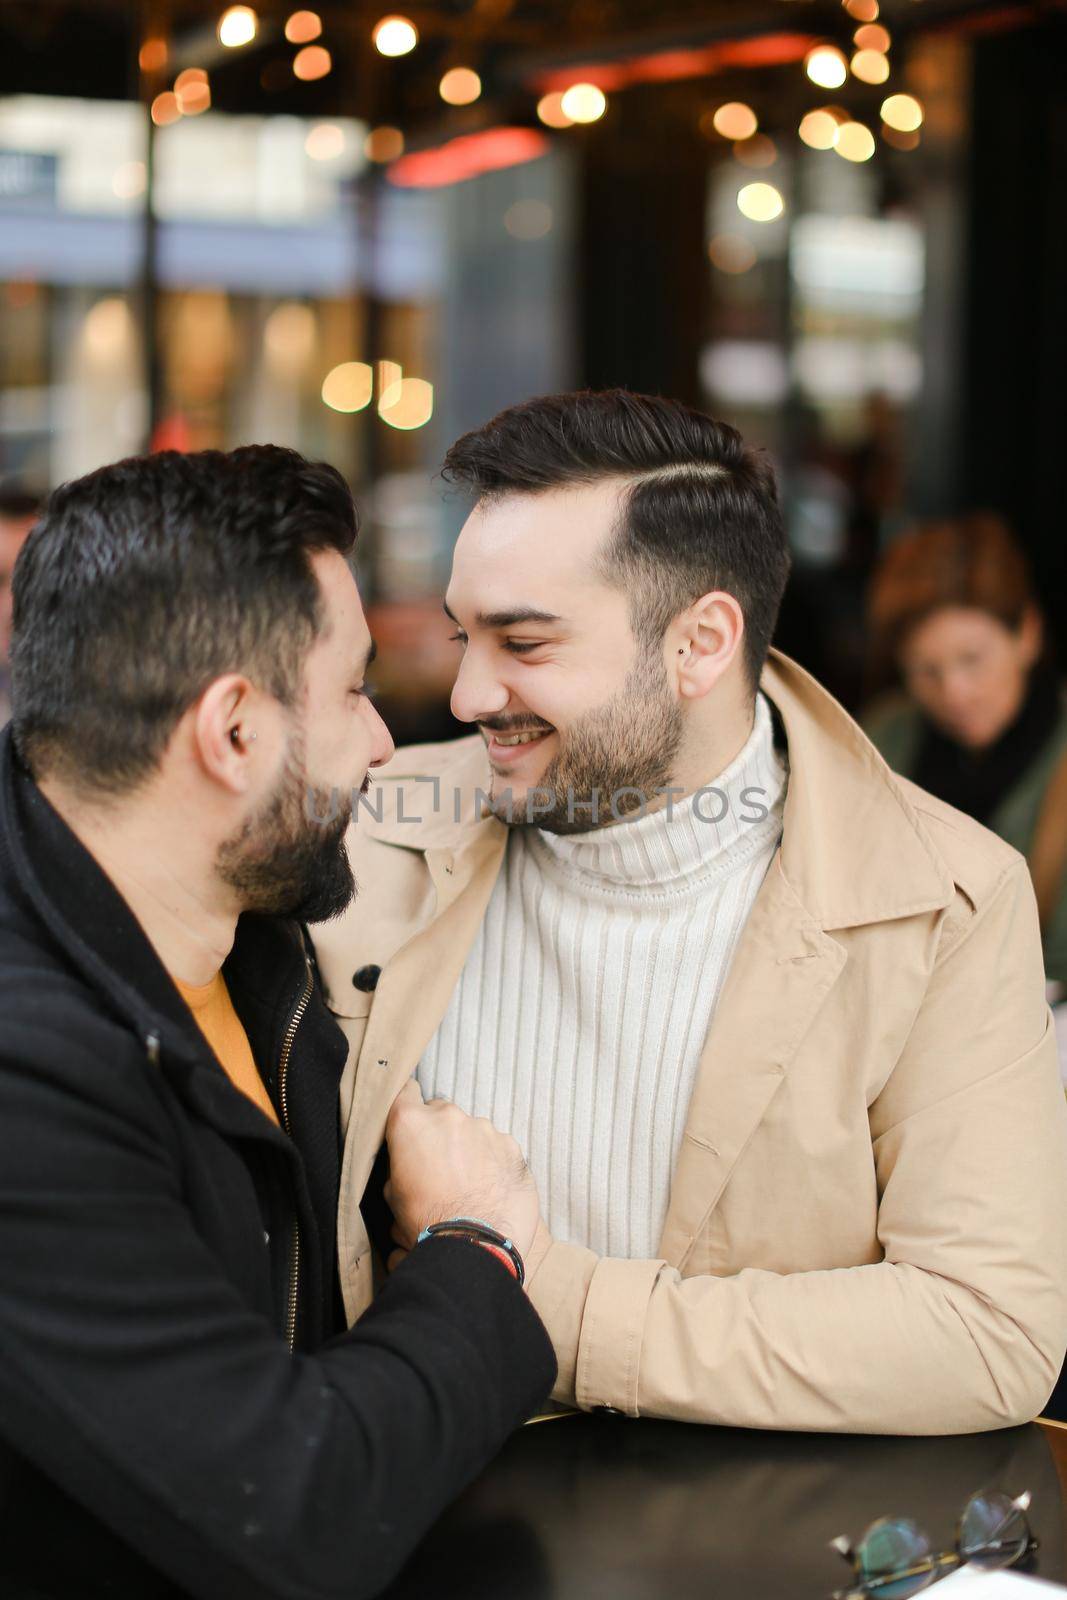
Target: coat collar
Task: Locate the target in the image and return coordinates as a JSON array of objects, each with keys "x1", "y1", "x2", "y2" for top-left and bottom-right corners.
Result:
[
  {"x1": 363, "y1": 649, "x2": 956, "y2": 932},
  {"x1": 0, "y1": 726, "x2": 311, "y2": 1143}
]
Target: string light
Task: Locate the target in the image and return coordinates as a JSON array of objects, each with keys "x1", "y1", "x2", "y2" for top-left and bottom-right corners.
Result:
[
  {"x1": 843, "y1": 0, "x2": 879, "y2": 18},
  {"x1": 854, "y1": 23, "x2": 891, "y2": 52},
  {"x1": 139, "y1": 37, "x2": 168, "y2": 73},
  {"x1": 150, "y1": 91, "x2": 181, "y2": 126},
  {"x1": 218, "y1": 6, "x2": 257, "y2": 48}
]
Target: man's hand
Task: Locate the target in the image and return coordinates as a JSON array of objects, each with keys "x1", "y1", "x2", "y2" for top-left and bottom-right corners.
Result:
[{"x1": 384, "y1": 1079, "x2": 540, "y2": 1265}]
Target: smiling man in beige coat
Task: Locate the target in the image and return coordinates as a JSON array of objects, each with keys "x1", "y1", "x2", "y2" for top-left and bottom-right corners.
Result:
[{"x1": 312, "y1": 390, "x2": 1067, "y2": 1434}]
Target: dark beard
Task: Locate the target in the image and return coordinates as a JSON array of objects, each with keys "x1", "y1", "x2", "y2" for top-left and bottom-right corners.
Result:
[
  {"x1": 217, "y1": 733, "x2": 355, "y2": 923},
  {"x1": 492, "y1": 645, "x2": 683, "y2": 836}
]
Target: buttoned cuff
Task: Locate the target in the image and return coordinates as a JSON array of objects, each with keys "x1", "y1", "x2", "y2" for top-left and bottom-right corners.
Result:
[
  {"x1": 574, "y1": 1256, "x2": 664, "y2": 1415},
  {"x1": 526, "y1": 1226, "x2": 598, "y2": 1405}
]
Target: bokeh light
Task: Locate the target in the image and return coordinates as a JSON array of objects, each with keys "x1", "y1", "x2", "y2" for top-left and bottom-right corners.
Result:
[
  {"x1": 560, "y1": 83, "x2": 607, "y2": 123},
  {"x1": 854, "y1": 24, "x2": 891, "y2": 52},
  {"x1": 805, "y1": 46, "x2": 848, "y2": 90},
  {"x1": 293, "y1": 46, "x2": 332, "y2": 81},
  {"x1": 734, "y1": 134, "x2": 776, "y2": 168},
  {"x1": 112, "y1": 161, "x2": 147, "y2": 199},
  {"x1": 285, "y1": 10, "x2": 322, "y2": 43},
  {"x1": 439, "y1": 67, "x2": 482, "y2": 106},
  {"x1": 139, "y1": 37, "x2": 168, "y2": 74},
  {"x1": 322, "y1": 362, "x2": 373, "y2": 412},
  {"x1": 218, "y1": 6, "x2": 257, "y2": 48},
  {"x1": 373, "y1": 16, "x2": 418, "y2": 57},
  {"x1": 305, "y1": 123, "x2": 345, "y2": 160},
  {"x1": 737, "y1": 182, "x2": 783, "y2": 222},
  {"x1": 364, "y1": 125, "x2": 404, "y2": 162},
  {"x1": 151, "y1": 91, "x2": 181, "y2": 126},
  {"x1": 834, "y1": 121, "x2": 876, "y2": 162},
  {"x1": 379, "y1": 377, "x2": 434, "y2": 430},
  {"x1": 843, "y1": 0, "x2": 879, "y2": 18},
  {"x1": 537, "y1": 92, "x2": 574, "y2": 129},
  {"x1": 712, "y1": 101, "x2": 758, "y2": 141},
  {"x1": 851, "y1": 49, "x2": 890, "y2": 85},
  {"x1": 175, "y1": 69, "x2": 211, "y2": 115},
  {"x1": 881, "y1": 93, "x2": 924, "y2": 132},
  {"x1": 798, "y1": 109, "x2": 840, "y2": 150},
  {"x1": 708, "y1": 234, "x2": 757, "y2": 274}
]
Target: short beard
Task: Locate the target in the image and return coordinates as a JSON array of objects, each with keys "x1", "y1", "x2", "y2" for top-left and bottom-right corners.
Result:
[
  {"x1": 492, "y1": 643, "x2": 683, "y2": 836},
  {"x1": 216, "y1": 724, "x2": 355, "y2": 923}
]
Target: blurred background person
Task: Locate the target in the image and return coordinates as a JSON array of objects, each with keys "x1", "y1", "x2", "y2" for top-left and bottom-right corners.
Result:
[
  {"x1": 0, "y1": 485, "x2": 40, "y2": 726},
  {"x1": 864, "y1": 513, "x2": 1067, "y2": 1029}
]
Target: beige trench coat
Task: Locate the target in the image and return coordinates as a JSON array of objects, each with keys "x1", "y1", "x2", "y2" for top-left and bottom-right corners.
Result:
[{"x1": 313, "y1": 650, "x2": 1067, "y2": 1433}]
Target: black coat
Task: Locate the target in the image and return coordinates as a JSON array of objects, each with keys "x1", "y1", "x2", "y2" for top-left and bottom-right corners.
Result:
[{"x1": 0, "y1": 728, "x2": 555, "y2": 1600}]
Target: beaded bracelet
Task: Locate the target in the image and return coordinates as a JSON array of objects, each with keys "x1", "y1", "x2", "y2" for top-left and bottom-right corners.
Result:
[{"x1": 417, "y1": 1217, "x2": 526, "y2": 1287}]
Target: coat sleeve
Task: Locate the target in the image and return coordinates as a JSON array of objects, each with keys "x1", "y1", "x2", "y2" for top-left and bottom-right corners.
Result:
[
  {"x1": 0, "y1": 1013, "x2": 555, "y2": 1600},
  {"x1": 526, "y1": 857, "x2": 1067, "y2": 1433}
]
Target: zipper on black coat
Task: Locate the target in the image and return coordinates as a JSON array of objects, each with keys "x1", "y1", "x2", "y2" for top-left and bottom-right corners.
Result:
[{"x1": 278, "y1": 959, "x2": 313, "y2": 1353}]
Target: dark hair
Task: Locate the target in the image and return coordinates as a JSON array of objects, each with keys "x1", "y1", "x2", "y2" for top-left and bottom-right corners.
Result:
[
  {"x1": 12, "y1": 445, "x2": 356, "y2": 794},
  {"x1": 867, "y1": 512, "x2": 1037, "y2": 670},
  {"x1": 441, "y1": 389, "x2": 790, "y2": 692}
]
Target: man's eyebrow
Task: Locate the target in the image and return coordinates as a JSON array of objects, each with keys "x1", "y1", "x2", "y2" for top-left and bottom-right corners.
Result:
[{"x1": 442, "y1": 600, "x2": 564, "y2": 629}]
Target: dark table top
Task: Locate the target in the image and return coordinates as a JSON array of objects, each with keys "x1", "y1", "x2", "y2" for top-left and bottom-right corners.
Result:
[
  {"x1": 4, "y1": 1415, "x2": 1064, "y2": 1598},
  {"x1": 384, "y1": 1414, "x2": 1067, "y2": 1600}
]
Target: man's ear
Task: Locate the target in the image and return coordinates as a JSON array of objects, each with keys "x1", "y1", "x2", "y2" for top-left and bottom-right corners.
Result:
[
  {"x1": 192, "y1": 675, "x2": 259, "y2": 794},
  {"x1": 668, "y1": 591, "x2": 745, "y2": 701}
]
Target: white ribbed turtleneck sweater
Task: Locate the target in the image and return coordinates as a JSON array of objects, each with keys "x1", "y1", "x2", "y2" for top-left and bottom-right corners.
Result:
[{"x1": 417, "y1": 692, "x2": 789, "y2": 1260}]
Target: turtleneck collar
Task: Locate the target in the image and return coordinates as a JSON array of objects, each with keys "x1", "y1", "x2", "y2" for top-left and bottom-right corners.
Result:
[{"x1": 528, "y1": 692, "x2": 788, "y2": 897}]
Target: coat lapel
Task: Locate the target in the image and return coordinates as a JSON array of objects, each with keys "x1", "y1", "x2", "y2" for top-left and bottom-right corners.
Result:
[{"x1": 658, "y1": 856, "x2": 847, "y2": 1267}]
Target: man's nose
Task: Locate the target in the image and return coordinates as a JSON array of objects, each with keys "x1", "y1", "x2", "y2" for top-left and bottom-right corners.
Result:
[
  {"x1": 367, "y1": 699, "x2": 395, "y2": 768},
  {"x1": 450, "y1": 647, "x2": 510, "y2": 725}
]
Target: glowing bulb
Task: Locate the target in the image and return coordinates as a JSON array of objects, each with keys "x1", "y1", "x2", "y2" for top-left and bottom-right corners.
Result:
[
  {"x1": 559, "y1": 83, "x2": 607, "y2": 123},
  {"x1": 851, "y1": 49, "x2": 890, "y2": 84},
  {"x1": 737, "y1": 182, "x2": 783, "y2": 222},
  {"x1": 363, "y1": 125, "x2": 404, "y2": 162},
  {"x1": 880, "y1": 93, "x2": 924, "y2": 132},
  {"x1": 537, "y1": 92, "x2": 573, "y2": 129},
  {"x1": 834, "y1": 121, "x2": 876, "y2": 162},
  {"x1": 218, "y1": 6, "x2": 257, "y2": 48},
  {"x1": 373, "y1": 15, "x2": 418, "y2": 56},
  {"x1": 293, "y1": 45, "x2": 332, "y2": 80},
  {"x1": 805, "y1": 46, "x2": 848, "y2": 89},
  {"x1": 322, "y1": 362, "x2": 374, "y2": 413},
  {"x1": 798, "y1": 109, "x2": 840, "y2": 150},
  {"x1": 712, "y1": 101, "x2": 758, "y2": 141},
  {"x1": 854, "y1": 24, "x2": 891, "y2": 52},
  {"x1": 285, "y1": 10, "x2": 321, "y2": 43},
  {"x1": 439, "y1": 67, "x2": 482, "y2": 105}
]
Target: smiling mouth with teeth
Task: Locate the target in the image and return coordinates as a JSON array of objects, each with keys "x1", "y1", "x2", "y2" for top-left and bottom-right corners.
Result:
[{"x1": 490, "y1": 729, "x2": 550, "y2": 747}]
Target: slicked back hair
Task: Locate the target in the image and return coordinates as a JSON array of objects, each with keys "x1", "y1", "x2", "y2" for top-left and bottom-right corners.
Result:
[
  {"x1": 11, "y1": 444, "x2": 357, "y2": 795},
  {"x1": 442, "y1": 389, "x2": 790, "y2": 694}
]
